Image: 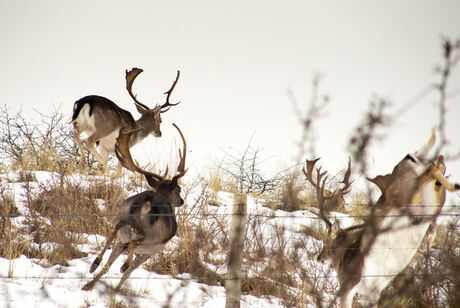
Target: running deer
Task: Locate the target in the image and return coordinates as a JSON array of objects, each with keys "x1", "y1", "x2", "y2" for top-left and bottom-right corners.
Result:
[
  {"x1": 82, "y1": 123, "x2": 187, "y2": 292},
  {"x1": 306, "y1": 131, "x2": 459, "y2": 307},
  {"x1": 70, "y1": 68, "x2": 181, "y2": 172}
]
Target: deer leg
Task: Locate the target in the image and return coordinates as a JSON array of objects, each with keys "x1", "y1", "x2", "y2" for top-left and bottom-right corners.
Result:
[
  {"x1": 120, "y1": 240, "x2": 138, "y2": 273},
  {"x1": 84, "y1": 137, "x2": 107, "y2": 171},
  {"x1": 73, "y1": 127, "x2": 87, "y2": 167},
  {"x1": 88, "y1": 221, "x2": 127, "y2": 273},
  {"x1": 120, "y1": 225, "x2": 145, "y2": 273},
  {"x1": 99, "y1": 146, "x2": 110, "y2": 172},
  {"x1": 112, "y1": 254, "x2": 150, "y2": 294},
  {"x1": 82, "y1": 241, "x2": 128, "y2": 291}
]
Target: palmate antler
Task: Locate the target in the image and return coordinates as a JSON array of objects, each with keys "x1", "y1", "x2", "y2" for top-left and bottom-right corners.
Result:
[
  {"x1": 125, "y1": 68, "x2": 150, "y2": 113},
  {"x1": 302, "y1": 158, "x2": 353, "y2": 231},
  {"x1": 115, "y1": 123, "x2": 187, "y2": 187},
  {"x1": 125, "y1": 68, "x2": 181, "y2": 114}
]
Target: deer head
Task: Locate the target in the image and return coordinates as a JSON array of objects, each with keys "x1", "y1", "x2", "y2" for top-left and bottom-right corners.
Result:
[
  {"x1": 302, "y1": 158, "x2": 359, "y2": 264},
  {"x1": 115, "y1": 123, "x2": 187, "y2": 207},
  {"x1": 125, "y1": 68, "x2": 181, "y2": 138}
]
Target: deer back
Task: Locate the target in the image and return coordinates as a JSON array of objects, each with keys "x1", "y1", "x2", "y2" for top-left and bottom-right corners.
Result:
[
  {"x1": 116, "y1": 190, "x2": 177, "y2": 255},
  {"x1": 72, "y1": 95, "x2": 136, "y2": 135}
]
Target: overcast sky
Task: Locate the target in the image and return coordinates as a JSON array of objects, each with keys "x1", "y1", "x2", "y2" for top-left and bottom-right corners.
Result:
[{"x1": 1, "y1": 1, "x2": 459, "y2": 199}]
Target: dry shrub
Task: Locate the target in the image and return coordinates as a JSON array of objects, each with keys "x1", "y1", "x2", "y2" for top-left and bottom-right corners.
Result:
[
  {"x1": 0, "y1": 189, "x2": 23, "y2": 259},
  {"x1": 20, "y1": 176, "x2": 126, "y2": 265},
  {"x1": 277, "y1": 171, "x2": 305, "y2": 212},
  {"x1": 348, "y1": 191, "x2": 370, "y2": 224},
  {"x1": 241, "y1": 216, "x2": 329, "y2": 306},
  {"x1": 0, "y1": 105, "x2": 95, "y2": 173}
]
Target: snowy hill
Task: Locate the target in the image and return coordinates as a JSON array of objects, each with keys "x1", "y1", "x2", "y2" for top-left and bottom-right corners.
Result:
[{"x1": 0, "y1": 170, "x2": 326, "y2": 307}]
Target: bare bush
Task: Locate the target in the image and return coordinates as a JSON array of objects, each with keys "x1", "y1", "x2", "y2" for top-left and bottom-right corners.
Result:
[
  {"x1": 218, "y1": 137, "x2": 280, "y2": 194},
  {"x1": 0, "y1": 105, "x2": 97, "y2": 172}
]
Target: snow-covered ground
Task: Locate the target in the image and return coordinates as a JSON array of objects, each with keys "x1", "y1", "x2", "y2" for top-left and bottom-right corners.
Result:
[
  {"x1": 0, "y1": 253, "x2": 283, "y2": 308},
  {"x1": 3, "y1": 169, "x2": 454, "y2": 307},
  {"x1": 0, "y1": 170, "x2": 322, "y2": 308}
]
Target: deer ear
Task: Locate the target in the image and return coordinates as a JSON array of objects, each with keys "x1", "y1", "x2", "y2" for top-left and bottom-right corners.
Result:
[
  {"x1": 140, "y1": 202, "x2": 151, "y2": 215},
  {"x1": 134, "y1": 103, "x2": 148, "y2": 114},
  {"x1": 145, "y1": 175, "x2": 159, "y2": 188},
  {"x1": 367, "y1": 174, "x2": 391, "y2": 192},
  {"x1": 170, "y1": 177, "x2": 178, "y2": 190}
]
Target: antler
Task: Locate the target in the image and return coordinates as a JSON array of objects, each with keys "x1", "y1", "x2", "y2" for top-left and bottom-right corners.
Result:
[
  {"x1": 125, "y1": 68, "x2": 151, "y2": 113},
  {"x1": 115, "y1": 127, "x2": 165, "y2": 187},
  {"x1": 115, "y1": 123, "x2": 187, "y2": 187},
  {"x1": 160, "y1": 71, "x2": 181, "y2": 113},
  {"x1": 302, "y1": 158, "x2": 333, "y2": 230},
  {"x1": 340, "y1": 158, "x2": 353, "y2": 196},
  {"x1": 171, "y1": 123, "x2": 188, "y2": 184}
]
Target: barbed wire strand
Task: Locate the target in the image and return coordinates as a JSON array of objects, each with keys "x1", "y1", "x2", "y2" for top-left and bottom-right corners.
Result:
[
  {"x1": 2, "y1": 211, "x2": 460, "y2": 219},
  {"x1": 0, "y1": 273, "x2": 418, "y2": 281}
]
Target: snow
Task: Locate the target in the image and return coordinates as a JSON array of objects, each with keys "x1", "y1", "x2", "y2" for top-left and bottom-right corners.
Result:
[
  {"x1": 0, "y1": 171, "x2": 293, "y2": 307},
  {"x1": 0, "y1": 242, "x2": 284, "y2": 308}
]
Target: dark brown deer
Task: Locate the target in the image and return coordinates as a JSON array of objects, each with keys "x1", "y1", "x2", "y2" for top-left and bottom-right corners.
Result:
[
  {"x1": 82, "y1": 123, "x2": 187, "y2": 292},
  {"x1": 70, "y1": 68, "x2": 181, "y2": 172},
  {"x1": 308, "y1": 131, "x2": 459, "y2": 307}
]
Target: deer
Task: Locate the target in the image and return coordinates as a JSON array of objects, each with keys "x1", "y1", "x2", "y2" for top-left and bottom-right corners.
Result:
[
  {"x1": 81, "y1": 123, "x2": 187, "y2": 293},
  {"x1": 69, "y1": 68, "x2": 181, "y2": 172},
  {"x1": 305, "y1": 130, "x2": 460, "y2": 308}
]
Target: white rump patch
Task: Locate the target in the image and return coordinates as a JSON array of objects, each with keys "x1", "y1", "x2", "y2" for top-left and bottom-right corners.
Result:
[{"x1": 74, "y1": 103, "x2": 96, "y2": 135}]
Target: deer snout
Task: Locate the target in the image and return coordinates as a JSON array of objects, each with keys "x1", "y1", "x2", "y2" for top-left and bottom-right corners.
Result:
[
  {"x1": 152, "y1": 130, "x2": 161, "y2": 137},
  {"x1": 169, "y1": 194, "x2": 184, "y2": 207},
  {"x1": 175, "y1": 197, "x2": 184, "y2": 207}
]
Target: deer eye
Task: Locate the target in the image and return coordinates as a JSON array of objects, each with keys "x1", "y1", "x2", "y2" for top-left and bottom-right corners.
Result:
[
  {"x1": 435, "y1": 181, "x2": 442, "y2": 187},
  {"x1": 405, "y1": 154, "x2": 416, "y2": 163}
]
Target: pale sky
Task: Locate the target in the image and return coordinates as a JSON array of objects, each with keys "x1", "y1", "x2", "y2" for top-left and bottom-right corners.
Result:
[{"x1": 1, "y1": 1, "x2": 459, "y2": 199}]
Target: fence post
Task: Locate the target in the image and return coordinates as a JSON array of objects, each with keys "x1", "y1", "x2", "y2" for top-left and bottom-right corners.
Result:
[{"x1": 225, "y1": 193, "x2": 248, "y2": 308}]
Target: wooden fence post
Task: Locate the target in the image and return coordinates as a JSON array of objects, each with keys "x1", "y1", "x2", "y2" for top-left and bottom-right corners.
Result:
[{"x1": 225, "y1": 193, "x2": 248, "y2": 308}]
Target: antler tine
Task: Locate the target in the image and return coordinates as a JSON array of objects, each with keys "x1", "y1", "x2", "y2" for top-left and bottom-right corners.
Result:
[
  {"x1": 160, "y1": 71, "x2": 181, "y2": 112},
  {"x1": 125, "y1": 68, "x2": 150, "y2": 111},
  {"x1": 171, "y1": 123, "x2": 188, "y2": 181},
  {"x1": 115, "y1": 128, "x2": 165, "y2": 184},
  {"x1": 340, "y1": 158, "x2": 353, "y2": 195}
]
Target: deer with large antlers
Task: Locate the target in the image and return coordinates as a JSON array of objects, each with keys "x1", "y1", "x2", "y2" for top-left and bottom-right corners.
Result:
[
  {"x1": 69, "y1": 68, "x2": 181, "y2": 172},
  {"x1": 305, "y1": 130, "x2": 459, "y2": 308},
  {"x1": 82, "y1": 123, "x2": 187, "y2": 292}
]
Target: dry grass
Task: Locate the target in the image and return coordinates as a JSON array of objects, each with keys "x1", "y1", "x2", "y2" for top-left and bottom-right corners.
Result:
[
  {"x1": 1, "y1": 174, "x2": 127, "y2": 266},
  {"x1": 0, "y1": 189, "x2": 22, "y2": 260}
]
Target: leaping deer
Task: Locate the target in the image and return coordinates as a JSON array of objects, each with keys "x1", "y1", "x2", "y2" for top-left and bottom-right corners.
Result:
[
  {"x1": 70, "y1": 68, "x2": 181, "y2": 172},
  {"x1": 82, "y1": 123, "x2": 187, "y2": 292},
  {"x1": 305, "y1": 131, "x2": 459, "y2": 308}
]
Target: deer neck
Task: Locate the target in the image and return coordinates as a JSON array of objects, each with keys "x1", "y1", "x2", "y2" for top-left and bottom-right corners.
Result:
[{"x1": 129, "y1": 125, "x2": 150, "y2": 147}]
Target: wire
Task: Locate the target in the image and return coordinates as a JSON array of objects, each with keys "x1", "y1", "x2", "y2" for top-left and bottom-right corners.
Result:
[
  {"x1": 0, "y1": 273, "x2": 418, "y2": 281},
  {"x1": 2, "y1": 211, "x2": 460, "y2": 219}
]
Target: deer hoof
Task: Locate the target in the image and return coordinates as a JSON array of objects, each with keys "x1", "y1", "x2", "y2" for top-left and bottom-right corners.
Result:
[
  {"x1": 89, "y1": 257, "x2": 101, "y2": 273},
  {"x1": 82, "y1": 282, "x2": 94, "y2": 291},
  {"x1": 120, "y1": 262, "x2": 129, "y2": 273}
]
